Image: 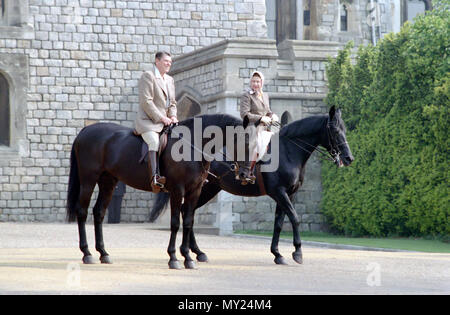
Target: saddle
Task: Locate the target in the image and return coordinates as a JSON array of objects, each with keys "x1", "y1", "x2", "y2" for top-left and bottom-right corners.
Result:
[{"x1": 134, "y1": 125, "x2": 172, "y2": 164}]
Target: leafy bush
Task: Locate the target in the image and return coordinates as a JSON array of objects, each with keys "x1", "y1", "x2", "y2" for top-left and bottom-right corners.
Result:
[{"x1": 321, "y1": 4, "x2": 449, "y2": 237}]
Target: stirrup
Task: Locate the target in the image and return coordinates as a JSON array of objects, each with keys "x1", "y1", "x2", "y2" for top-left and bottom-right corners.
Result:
[
  {"x1": 246, "y1": 174, "x2": 256, "y2": 185},
  {"x1": 153, "y1": 175, "x2": 166, "y2": 187}
]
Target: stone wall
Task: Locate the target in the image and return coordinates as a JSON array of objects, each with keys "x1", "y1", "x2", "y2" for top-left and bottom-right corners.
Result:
[{"x1": 0, "y1": 0, "x2": 268, "y2": 222}]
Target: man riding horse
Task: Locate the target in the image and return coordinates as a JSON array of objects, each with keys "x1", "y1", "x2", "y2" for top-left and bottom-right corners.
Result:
[{"x1": 134, "y1": 51, "x2": 178, "y2": 193}]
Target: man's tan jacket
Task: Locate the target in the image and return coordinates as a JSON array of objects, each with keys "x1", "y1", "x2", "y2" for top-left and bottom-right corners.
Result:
[
  {"x1": 135, "y1": 70, "x2": 177, "y2": 134},
  {"x1": 239, "y1": 90, "x2": 271, "y2": 123}
]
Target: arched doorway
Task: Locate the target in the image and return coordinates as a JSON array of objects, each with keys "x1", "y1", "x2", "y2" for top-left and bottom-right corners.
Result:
[
  {"x1": 281, "y1": 111, "x2": 293, "y2": 127},
  {"x1": 0, "y1": 72, "x2": 10, "y2": 146},
  {"x1": 176, "y1": 95, "x2": 202, "y2": 121}
]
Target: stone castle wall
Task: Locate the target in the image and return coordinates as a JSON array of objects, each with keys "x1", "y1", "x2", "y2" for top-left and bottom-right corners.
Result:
[{"x1": 0, "y1": 0, "x2": 268, "y2": 222}]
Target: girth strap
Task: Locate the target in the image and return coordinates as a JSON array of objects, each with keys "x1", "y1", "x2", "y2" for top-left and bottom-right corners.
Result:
[{"x1": 255, "y1": 164, "x2": 267, "y2": 196}]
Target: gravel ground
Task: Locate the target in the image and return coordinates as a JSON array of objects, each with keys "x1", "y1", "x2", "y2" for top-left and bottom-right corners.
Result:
[{"x1": 0, "y1": 222, "x2": 448, "y2": 295}]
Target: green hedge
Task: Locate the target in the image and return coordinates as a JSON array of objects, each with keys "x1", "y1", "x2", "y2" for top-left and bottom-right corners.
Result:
[{"x1": 321, "y1": 3, "x2": 449, "y2": 237}]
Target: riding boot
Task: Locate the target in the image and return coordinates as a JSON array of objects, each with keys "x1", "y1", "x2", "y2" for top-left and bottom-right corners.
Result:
[
  {"x1": 148, "y1": 150, "x2": 166, "y2": 193},
  {"x1": 245, "y1": 153, "x2": 257, "y2": 185}
]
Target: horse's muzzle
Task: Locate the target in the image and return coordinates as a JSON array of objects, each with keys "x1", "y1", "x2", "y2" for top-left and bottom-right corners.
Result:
[{"x1": 340, "y1": 155, "x2": 354, "y2": 167}]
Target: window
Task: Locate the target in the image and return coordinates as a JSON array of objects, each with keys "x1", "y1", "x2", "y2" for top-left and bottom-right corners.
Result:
[
  {"x1": 0, "y1": 0, "x2": 5, "y2": 26},
  {"x1": 0, "y1": 53, "x2": 29, "y2": 160},
  {"x1": 0, "y1": 0, "x2": 33, "y2": 39},
  {"x1": 0, "y1": 72, "x2": 9, "y2": 146},
  {"x1": 265, "y1": 0, "x2": 277, "y2": 40},
  {"x1": 303, "y1": 10, "x2": 310, "y2": 26},
  {"x1": 340, "y1": 4, "x2": 348, "y2": 31}
]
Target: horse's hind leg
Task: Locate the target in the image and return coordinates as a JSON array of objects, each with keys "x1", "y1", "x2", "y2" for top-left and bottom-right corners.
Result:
[
  {"x1": 188, "y1": 181, "x2": 222, "y2": 263},
  {"x1": 93, "y1": 173, "x2": 118, "y2": 264},
  {"x1": 167, "y1": 189, "x2": 183, "y2": 269},
  {"x1": 77, "y1": 179, "x2": 97, "y2": 264}
]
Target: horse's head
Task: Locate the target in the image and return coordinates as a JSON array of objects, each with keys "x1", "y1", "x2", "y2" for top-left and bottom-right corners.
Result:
[{"x1": 324, "y1": 106, "x2": 354, "y2": 167}]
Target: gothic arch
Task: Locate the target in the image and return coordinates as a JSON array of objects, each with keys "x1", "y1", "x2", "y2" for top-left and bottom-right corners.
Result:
[
  {"x1": 280, "y1": 111, "x2": 293, "y2": 127},
  {"x1": 176, "y1": 87, "x2": 203, "y2": 121},
  {"x1": 0, "y1": 53, "x2": 29, "y2": 162}
]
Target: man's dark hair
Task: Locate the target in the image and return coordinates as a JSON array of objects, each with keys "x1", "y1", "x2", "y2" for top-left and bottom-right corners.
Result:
[{"x1": 155, "y1": 51, "x2": 171, "y2": 60}]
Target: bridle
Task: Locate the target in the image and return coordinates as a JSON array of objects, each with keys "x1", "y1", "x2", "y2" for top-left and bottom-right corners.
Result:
[{"x1": 285, "y1": 118, "x2": 346, "y2": 165}]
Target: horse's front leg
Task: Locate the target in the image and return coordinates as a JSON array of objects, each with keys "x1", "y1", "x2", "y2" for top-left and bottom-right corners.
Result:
[
  {"x1": 271, "y1": 204, "x2": 288, "y2": 265},
  {"x1": 168, "y1": 191, "x2": 183, "y2": 270},
  {"x1": 272, "y1": 190, "x2": 302, "y2": 264}
]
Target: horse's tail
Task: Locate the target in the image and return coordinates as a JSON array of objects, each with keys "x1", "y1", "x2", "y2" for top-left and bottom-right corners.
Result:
[
  {"x1": 149, "y1": 192, "x2": 170, "y2": 222},
  {"x1": 66, "y1": 144, "x2": 80, "y2": 222}
]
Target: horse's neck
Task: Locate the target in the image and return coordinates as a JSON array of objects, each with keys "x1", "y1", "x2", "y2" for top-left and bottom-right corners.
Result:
[{"x1": 280, "y1": 133, "x2": 320, "y2": 169}]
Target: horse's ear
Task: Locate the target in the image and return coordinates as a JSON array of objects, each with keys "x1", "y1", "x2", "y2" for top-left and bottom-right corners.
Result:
[
  {"x1": 243, "y1": 115, "x2": 249, "y2": 129},
  {"x1": 329, "y1": 106, "x2": 336, "y2": 121}
]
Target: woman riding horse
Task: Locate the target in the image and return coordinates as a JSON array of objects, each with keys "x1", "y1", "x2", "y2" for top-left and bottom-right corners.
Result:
[{"x1": 240, "y1": 71, "x2": 279, "y2": 179}]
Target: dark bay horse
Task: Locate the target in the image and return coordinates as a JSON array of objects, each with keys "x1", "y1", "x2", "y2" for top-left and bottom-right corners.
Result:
[
  {"x1": 150, "y1": 106, "x2": 354, "y2": 265},
  {"x1": 66, "y1": 114, "x2": 249, "y2": 269}
]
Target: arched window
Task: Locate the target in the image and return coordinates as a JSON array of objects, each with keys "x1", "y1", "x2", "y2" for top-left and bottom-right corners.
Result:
[
  {"x1": 0, "y1": 72, "x2": 10, "y2": 146},
  {"x1": 340, "y1": 4, "x2": 348, "y2": 32}
]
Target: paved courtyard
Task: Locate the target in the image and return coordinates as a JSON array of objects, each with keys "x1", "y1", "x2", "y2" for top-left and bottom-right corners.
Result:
[{"x1": 0, "y1": 222, "x2": 448, "y2": 294}]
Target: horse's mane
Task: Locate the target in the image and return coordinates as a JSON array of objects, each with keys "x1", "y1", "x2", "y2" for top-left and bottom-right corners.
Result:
[
  {"x1": 279, "y1": 113, "x2": 346, "y2": 139},
  {"x1": 279, "y1": 115, "x2": 327, "y2": 139},
  {"x1": 179, "y1": 113, "x2": 243, "y2": 129}
]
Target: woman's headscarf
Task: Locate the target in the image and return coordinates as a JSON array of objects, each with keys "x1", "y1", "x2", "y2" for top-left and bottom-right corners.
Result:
[
  {"x1": 249, "y1": 71, "x2": 265, "y2": 94},
  {"x1": 251, "y1": 71, "x2": 264, "y2": 86}
]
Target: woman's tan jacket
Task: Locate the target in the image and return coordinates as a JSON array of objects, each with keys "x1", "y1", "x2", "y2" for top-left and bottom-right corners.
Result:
[{"x1": 239, "y1": 90, "x2": 271, "y2": 123}]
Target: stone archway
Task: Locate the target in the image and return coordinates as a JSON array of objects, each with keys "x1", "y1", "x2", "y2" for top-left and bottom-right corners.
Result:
[{"x1": 176, "y1": 94, "x2": 202, "y2": 121}]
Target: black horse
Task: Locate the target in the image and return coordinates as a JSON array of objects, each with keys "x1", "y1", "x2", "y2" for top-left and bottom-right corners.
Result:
[
  {"x1": 66, "y1": 114, "x2": 250, "y2": 269},
  {"x1": 150, "y1": 106, "x2": 354, "y2": 265}
]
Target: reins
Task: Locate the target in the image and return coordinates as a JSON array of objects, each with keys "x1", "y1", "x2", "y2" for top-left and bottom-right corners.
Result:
[
  {"x1": 282, "y1": 118, "x2": 344, "y2": 164},
  {"x1": 170, "y1": 128, "x2": 242, "y2": 180}
]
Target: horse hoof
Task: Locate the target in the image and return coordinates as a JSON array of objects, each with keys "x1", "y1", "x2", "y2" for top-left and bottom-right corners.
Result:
[
  {"x1": 292, "y1": 252, "x2": 303, "y2": 264},
  {"x1": 82, "y1": 255, "x2": 95, "y2": 264},
  {"x1": 168, "y1": 260, "x2": 182, "y2": 270},
  {"x1": 196, "y1": 253, "x2": 209, "y2": 263},
  {"x1": 100, "y1": 255, "x2": 112, "y2": 264},
  {"x1": 184, "y1": 260, "x2": 196, "y2": 269},
  {"x1": 274, "y1": 256, "x2": 288, "y2": 265}
]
